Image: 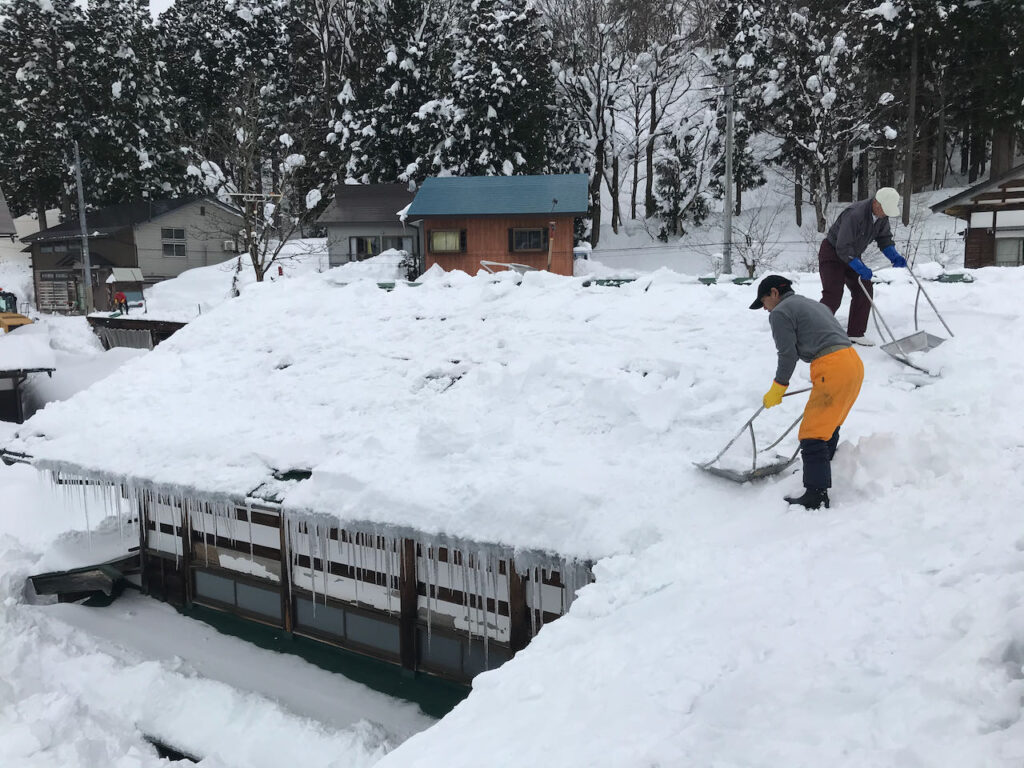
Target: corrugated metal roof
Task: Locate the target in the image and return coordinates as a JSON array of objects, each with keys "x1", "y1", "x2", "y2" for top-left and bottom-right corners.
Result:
[
  {"x1": 406, "y1": 174, "x2": 589, "y2": 217},
  {"x1": 316, "y1": 184, "x2": 417, "y2": 225},
  {"x1": 0, "y1": 186, "x2": 16, "y2": 238},
  {"x1": 108, "y1": 267, "x2": 145, "y2": 283}
]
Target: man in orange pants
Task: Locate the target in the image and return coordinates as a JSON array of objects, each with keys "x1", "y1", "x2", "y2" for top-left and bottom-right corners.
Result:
[{"x1": 750, "y1": 275, "x2": 865, "y2": 509}]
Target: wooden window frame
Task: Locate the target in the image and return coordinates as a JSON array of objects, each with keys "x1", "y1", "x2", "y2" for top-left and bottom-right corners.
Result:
[
  {"x1": 511, "y1": 228, "x2": 545, "y2": 252},
  {"x1": 429, "y1": 229, "x2": 465, "y2": 253}
]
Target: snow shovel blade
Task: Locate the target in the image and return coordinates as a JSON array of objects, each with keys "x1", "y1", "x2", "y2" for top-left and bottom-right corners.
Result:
[
  {"x1": 880, "y1": 330, "x2": 945, "y2": 357},
  {"x1": 695, "y1": 453, "x2": 799, "y2": 483}
]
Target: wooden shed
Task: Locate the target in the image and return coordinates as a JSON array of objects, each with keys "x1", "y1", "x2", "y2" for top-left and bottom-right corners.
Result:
[
  {"x1": 47, "y1": 471, "x2": 591, "y2": 687},
  {"x1": 930, "y1": 163, "x2": 1024, "y2": 268},
  {"x1": 405, "y1": 174, "x2": 589, "y2": 276}
]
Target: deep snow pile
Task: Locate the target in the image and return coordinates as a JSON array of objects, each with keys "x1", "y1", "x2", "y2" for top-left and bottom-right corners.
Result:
[
  {"x1": 137, "y1": 241, "x2": 408, "y2": 323},
  {"x1": 3, "y1": 260, "x2": 1024, "y2": 766}
]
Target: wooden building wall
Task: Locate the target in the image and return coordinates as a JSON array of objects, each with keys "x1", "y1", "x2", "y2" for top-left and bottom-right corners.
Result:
[
  {"x1": 964, "y1": 228, "x2": 994, "y2": 268},
  {"x1": 139, "y1": 495, "x2": 589, "y2": 685},
  {"x1": 422, "y1": 214, "x2": 576, "y2": 276}
]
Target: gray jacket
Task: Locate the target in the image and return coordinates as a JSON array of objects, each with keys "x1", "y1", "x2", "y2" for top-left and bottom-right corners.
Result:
[
  {"x1": 769, "y1": 292, "x2": 850, "y2": 385},
  {"x1": 825, "y1": 198, "x2": 895, "y2": 264}
]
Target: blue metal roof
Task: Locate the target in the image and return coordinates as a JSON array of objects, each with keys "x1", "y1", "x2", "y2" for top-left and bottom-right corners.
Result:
[{"x1": 406, "y1": 174, "x2": 589, "y2": 217}]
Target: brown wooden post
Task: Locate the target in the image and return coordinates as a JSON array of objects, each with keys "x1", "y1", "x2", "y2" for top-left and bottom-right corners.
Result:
[
  {"x1": 508, "y1": 561, "x2": 530, "y2": 653},
  {"x1": 399, "y1": 539, "x2": 418, "y2": 671}
]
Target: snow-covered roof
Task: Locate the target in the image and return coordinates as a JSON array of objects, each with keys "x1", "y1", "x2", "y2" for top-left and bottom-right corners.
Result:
[
  {"x1": 0, "y1": 323, "x2": 57, "y2": 373},
  {"x1": 3, "y1": 262, "x2": 996, "y2": 563}
]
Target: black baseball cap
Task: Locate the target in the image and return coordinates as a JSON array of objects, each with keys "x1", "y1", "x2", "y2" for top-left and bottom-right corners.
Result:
[{"x1": 749, "y1": 275, "x2": 793, "y2": 309}]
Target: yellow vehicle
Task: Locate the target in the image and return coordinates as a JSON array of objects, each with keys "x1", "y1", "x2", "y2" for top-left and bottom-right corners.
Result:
[
  {"x1": 0, "y1": 312, "x2": 32, "y2": 333},
  {"x1": 0, "y1": 291, "x2": 31, "y2": 332}
]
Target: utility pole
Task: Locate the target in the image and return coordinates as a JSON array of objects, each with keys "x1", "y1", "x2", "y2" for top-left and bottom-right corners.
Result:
[
  {"x1": 723, "y1": 77, "x2": 735, "y2": 275},
  {"x1": 73, "y1": 140, "x2": 93, "y2": 312}
]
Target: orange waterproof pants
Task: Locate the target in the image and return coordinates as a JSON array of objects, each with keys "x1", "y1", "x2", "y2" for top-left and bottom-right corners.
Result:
[{"x1": 798, "y1": 346, "x2": 864, "y2": 441}]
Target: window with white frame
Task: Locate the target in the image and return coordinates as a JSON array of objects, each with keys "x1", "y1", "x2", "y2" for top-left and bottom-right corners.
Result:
[
  {"x1": 349, "y1": 236, "x2": 380, "y2": 260},
  {"x1": 161, "y1": 227, "x2": 187, "y2": 258},
  {"x1": 995, "y1": 238, "x2": 1023, "y2": 267}
]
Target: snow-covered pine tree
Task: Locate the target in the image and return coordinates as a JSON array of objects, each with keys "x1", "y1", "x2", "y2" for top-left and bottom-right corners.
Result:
[
  {"x1": 445, "y1": 0, "x2": 556, "y2": 176},
  {"x1": 77, "y1": 0, "x2": 182, "y2": 206},
  {"x1": 0, "y1": 0, "x2": 84, "y2": 222},
  {"x1": 541, "y1": 0, "x2": 629, "y2": 246},
  {"x1": 739, "y1": 1, "x2": 885, "y2": 232},
  {"x1": 343, "y1": 0, "x2": 457, "y2": 184},
  {"x1": 709, "y1": 0, "x2": 768, "y2": 216}
]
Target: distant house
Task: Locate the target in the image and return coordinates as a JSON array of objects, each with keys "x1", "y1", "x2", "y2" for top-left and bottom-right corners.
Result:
[
  {"x1": 0, "y1": 186, "x2": 16, "y2": 241},
  {"x1": 316, "y1": 184, "x2": 418, "y2": 268},
  {"x1": 930, "y1": 163, "x2": 1024, "y2": 268},
  {"x1": 405, "y1": 174, "x2": 589, "y2": 277},
  {"x1": 22, "y1": 197, "x2": 243, "y2": 313}
]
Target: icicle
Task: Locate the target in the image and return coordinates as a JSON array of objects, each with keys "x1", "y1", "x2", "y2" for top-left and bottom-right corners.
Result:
[
  {"x1": 352, "y1": 530, "x2": 360, "y2": 605},
  {"x1": 462, "y1": 551, "x2": 472, "y2": 652},
  {"x1": 538, "y1": 568, "x2": 545, "y2": 628},
  {"x1": 384, "y1": 535, "x2": 394, "y2": 616},
  {"x1": 246, "y1": 501, "x2": 254, "y2": 562},
  {"x1": 322, "y1": 523, "x2": 329, "y2": 604},
  {"x1": 308, "y1": 521, "x2": 317, "y2": 609},
  {"x1": 480, "y1": 550, "x2": 489, "y2": 669},
  {"x1": 425, "y1": 546, "x2": 433, "y2": 646}
]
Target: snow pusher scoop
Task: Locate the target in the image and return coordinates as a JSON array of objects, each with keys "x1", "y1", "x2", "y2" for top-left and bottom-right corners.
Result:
[
  {"x1": 859, "y1": 272, "x2": 953, "y2": 372},
  {"x1": 695, "y1": 387, "x2": 810, "y2": 483}
]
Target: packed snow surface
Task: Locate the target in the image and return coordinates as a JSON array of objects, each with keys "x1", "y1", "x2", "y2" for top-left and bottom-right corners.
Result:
[{"x1": 3, "y1": 259, "x2": 1024, "y2": 766}]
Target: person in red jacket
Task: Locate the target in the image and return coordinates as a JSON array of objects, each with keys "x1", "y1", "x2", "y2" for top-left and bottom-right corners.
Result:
[{"x1": 113, "y1": 290, "x2": 128, "y2": 313}]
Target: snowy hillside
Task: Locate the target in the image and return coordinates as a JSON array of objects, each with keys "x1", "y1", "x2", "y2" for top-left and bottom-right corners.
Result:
[{"x1": 2, "y1": 254, "x2": 1023, "y2": 765}]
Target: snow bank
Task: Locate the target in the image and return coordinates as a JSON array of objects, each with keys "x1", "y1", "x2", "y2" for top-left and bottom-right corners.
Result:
[{"x1": 0, "y1": 322, "x2": 56, "y2": 370}]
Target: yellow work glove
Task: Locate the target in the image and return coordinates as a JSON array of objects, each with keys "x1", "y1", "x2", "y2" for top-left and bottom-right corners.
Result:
[{"x1": 762, "y1": 381, "x2": 787, "y2": 409}]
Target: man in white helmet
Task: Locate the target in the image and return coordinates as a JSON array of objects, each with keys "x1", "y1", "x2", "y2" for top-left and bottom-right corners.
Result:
[{"x1": 818, "y1": 187, "x2": 906, "y2": 345}]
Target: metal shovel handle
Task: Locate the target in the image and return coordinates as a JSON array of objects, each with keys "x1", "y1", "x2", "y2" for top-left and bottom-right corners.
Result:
[
  {"x1": 857, "y1": 279, "x2": 902, "y2": 348},
  {"x1": 699, "y1": 387, "x2": 811, "y2": 469},
  {"x1": 906, "y1": 268, "x2": 954, "y2": 337}
]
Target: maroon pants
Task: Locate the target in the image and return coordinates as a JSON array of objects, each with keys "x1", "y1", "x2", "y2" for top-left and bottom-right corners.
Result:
[{"x1": 818, "y1": 239, "x2": 873, "y2": 337}]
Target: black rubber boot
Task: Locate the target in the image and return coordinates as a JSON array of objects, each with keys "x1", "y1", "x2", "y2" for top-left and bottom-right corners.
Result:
[{"x1": 784, "y1": 487, "x2": 830, "y2": 509}]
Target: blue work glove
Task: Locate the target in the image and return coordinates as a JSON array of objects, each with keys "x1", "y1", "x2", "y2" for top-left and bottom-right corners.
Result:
[
  {"x1": 848, "y1": 257, "x2": 873, "y2": 281},
  {"x1": 882, "y1": 245, "x2": 906, "y2": 268}
]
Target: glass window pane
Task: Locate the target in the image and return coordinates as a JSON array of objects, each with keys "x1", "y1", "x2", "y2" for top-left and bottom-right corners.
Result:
[
  {"x1": 195, "y1": 570, "x2": 235, "y2": 604},
  {"x1": 463, "y1": 638, "x2": 512, "y2": 678},
  {"x1": 513, "y1": 229, "x2": 543, "y2": 251},
  {"x1": 236, "y1": 582, "x2": 282, "y2": 620},
  {"x1": 417, "y1": 627, "x2": 462, "y2": 671},
  {"x1": 995, "y1": 238, "x2": 1022, "y2": 266},
  {"x1": 295, "y1": 598, "x2": 345, "y2": 637},
  {"x1": 346, "y1": 612, "x2": 400, "y2": 654},
  {"x1": 431, "y1": 231, "x2": 460, "y2": 252}
]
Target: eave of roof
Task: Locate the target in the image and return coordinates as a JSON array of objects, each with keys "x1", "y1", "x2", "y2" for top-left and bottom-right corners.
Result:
[
  {"x1": 930, "y1": 163, "x2": 1024, "y2": 214},
  {"x1": 316, "y1": 184, "x2": 417, "y2": 226}
]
